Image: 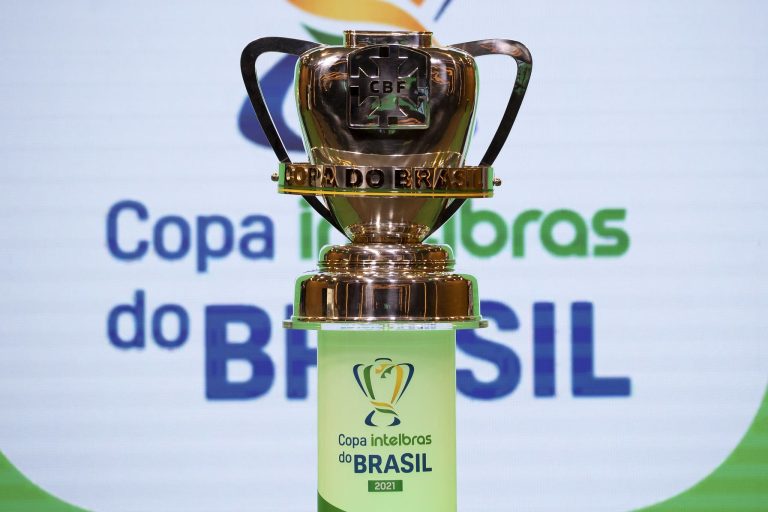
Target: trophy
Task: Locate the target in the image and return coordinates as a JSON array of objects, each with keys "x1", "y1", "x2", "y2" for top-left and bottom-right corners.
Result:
[{"x1": 242, "y1": 30, "x2": 531, "y2": 512}]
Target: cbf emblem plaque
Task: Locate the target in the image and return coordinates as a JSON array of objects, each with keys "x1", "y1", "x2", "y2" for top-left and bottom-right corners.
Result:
[
  {"x1": 353, "y1": 358, "x2": 415, "y2": 427},
  {"x1": 347, "y1": 45, "x2": 430, "y2": 129}
]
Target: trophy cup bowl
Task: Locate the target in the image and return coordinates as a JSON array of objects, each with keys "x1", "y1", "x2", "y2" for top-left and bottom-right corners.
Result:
[
  {"x1": 242, "y1": 30, "x2": 531, "y2": 323},
  {"x1": 295, "y1": 31, "x2": 477, "y2": 246}
]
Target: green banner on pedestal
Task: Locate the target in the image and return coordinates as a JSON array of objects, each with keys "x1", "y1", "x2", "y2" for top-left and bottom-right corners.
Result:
[{"x1": 317, "y1": 329, "x2": 457, "y2": 512}]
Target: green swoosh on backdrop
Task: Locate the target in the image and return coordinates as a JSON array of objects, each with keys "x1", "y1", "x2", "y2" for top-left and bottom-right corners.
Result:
[
  {"x1": 0, "y1": 451, "x2": 86, "y2": 511},
  {"x1": 636, "y1": 383, "x2": 768, "y2": 511}
]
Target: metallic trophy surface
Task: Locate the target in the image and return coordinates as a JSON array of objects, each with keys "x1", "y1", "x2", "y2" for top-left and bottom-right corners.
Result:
[{"x1": 242, "y1": 30, "x2": 531, "y2": 512}]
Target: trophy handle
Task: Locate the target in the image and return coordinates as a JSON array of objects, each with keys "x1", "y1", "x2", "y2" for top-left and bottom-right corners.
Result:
[
  {"x1": 241, "y1": 37, "x2": 344, "y2": 233},
  {"x1": 428, "y1": 39, "x2": 532, "y2": 237}
]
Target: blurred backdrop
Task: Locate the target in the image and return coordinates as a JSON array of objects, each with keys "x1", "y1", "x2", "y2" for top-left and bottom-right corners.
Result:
[{"x1": 0, "y1": 1, "x2": 766, "y2": 511}]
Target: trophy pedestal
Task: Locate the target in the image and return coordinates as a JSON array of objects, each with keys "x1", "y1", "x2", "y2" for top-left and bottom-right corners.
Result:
[{"x1": 317, "y1": 328, "x2": 457, "y2": 512}]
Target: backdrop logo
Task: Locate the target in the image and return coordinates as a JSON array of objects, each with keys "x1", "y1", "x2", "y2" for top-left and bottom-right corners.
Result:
[
  {"x1": 103, "y1": 2, "x2": 634, "y2": 405},
  {"x1": 353, "y1": 358, "x2": 415, "y2": 427},
  {"x1": 237, "y1": 0, "x2": 453, "y2": 149}
]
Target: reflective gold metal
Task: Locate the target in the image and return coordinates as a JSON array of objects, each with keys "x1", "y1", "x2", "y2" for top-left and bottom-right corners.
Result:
[
  {"x1": 295, "y1": 244, "x2": 478, "y2": 322},
  {"x1": 295, "y1": 31, "x2": 479, "y2": 244},
  {"x1": 277, "y1": 163, "x2": 494, "y2": 197},
  {"x1": 240, "y1": 30, "x2": 532, "y2": 324}
]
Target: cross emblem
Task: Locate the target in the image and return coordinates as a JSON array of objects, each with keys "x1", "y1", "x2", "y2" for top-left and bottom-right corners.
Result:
[{"x1": 347, "y1": 44, "x2": 430, "y2": 129}]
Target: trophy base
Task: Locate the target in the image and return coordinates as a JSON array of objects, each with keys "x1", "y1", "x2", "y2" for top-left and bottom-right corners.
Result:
[{"x1": 288, "y1": 243, "x2": 483, "y2": 327}]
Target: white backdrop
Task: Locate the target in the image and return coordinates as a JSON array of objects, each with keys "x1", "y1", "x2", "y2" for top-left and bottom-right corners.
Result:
[{"x1": 0, "y1": 1, "x2": 766, "y2": 511}]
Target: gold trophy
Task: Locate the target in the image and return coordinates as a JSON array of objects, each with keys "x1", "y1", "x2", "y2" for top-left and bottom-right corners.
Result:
[{"x1": 242, "y1": 30, "x2": 531, "y2": 512}]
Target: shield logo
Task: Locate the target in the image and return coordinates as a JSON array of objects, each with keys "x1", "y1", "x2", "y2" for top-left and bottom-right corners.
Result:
[
  {"x1": 347, "y1": 44, "x2": 430, "y2": 129},
  {"x1": 353, "y1": 358, "x2": 415, "y2": 427}
]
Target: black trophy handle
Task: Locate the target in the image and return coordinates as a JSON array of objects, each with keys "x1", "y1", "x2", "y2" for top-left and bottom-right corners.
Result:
[
  {"x1": 240, "y1": 37, "x2": 344, "y2": 233},
  {"x1": 428, "y1": 39, "x2": 533, "y2": 237}
]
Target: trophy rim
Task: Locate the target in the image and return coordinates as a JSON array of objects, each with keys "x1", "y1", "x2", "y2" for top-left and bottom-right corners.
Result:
[{"x1": 344, "y1": 30, "x2": 433, "y2": 47}]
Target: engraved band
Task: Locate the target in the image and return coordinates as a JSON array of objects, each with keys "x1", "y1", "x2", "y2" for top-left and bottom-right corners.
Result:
[{"x1": 277, "y1": 163, "x2": 495, "y2": 197}]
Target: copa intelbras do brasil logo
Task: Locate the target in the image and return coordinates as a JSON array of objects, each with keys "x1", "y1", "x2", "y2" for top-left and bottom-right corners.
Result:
[
  {"x1": 354, "y1": 358, "x2": 415, "y2": 427},
  {"x1": 100, "y1": 0, "x2": 633, "y2": 403}
]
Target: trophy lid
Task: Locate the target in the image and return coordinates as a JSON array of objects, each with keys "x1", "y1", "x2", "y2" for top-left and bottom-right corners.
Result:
[{"x1": 344, "y1": 30, "x2": 433, "y2": 48}]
